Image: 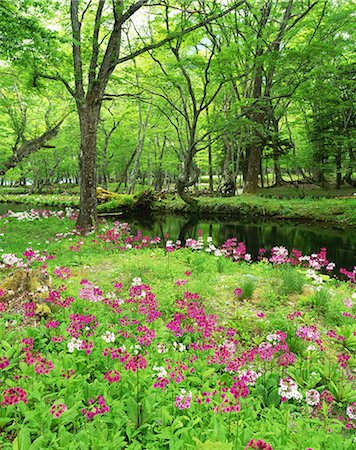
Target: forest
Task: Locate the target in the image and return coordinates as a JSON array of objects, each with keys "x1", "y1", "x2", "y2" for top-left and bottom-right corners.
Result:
[
  {"x1": 0, "y1": 1, "x2": 355, "y2": 449},
  {"x1": 0, "y1": 0, "x2": 355, "y2": 228}
]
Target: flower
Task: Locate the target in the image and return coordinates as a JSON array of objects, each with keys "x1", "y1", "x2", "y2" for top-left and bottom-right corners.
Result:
[
  {"x1": 81, "y1": 395, "x2": 109, "y2": 420},
  {"x1": 101, "y1": 331, "x2": 116, "y2": 343},
  {"x1": 344, "y1": 298, "x2": 353, "y2": 309},
  {"x1": 104, "y1": 370, "x2": 121, "y2": 383},
  {"x1": 1, "y1": 387, "x2": 28, "y2": 407},
  {"x1": 278, "y1": 377, "x2": 302, "y2": 401},
  {"x1": 175, "y1": 389, "x2": 192, "y2": 410},
  {"x1": 346, "y1": 403, "x2": 356, "y2": 420},
  {"x1": 0, "y1": 356, "x2": 9, "y2": 370},
  {"x1": 50, "y1": 403, "x2": 67, "y2": 418},
  {"x1": 244, "y1": 439, "x2": 273, "y2": 449},
  {"x1": 305, "y1": 389, "x2": 320, "y2": 406}
]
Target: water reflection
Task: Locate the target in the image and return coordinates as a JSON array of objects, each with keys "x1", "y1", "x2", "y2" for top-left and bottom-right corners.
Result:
[{"x1": 127, "y1": 213, "x2": 356, "y2": 271}]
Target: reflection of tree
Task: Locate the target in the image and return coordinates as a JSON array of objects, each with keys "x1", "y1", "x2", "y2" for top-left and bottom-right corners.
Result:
[
  {"x1": 121, "y1": 212, "x2": 355, "y2": 270},
  {"x1": 178, "y1": 216, "x2": 200, "y2": 246}
]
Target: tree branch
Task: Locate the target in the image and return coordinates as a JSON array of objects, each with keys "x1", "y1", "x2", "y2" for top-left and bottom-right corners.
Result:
[{"x1": 116, "y1": 1, "x2": 246, "y2": 64}]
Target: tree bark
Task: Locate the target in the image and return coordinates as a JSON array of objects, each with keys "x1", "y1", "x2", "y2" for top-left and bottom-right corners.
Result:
[
  {"x1": 77, "y1": 103, "x2": 100, "y2": 230},
  {"x1": 0, "y1": 119, "x2": 63, "y2": 177}
]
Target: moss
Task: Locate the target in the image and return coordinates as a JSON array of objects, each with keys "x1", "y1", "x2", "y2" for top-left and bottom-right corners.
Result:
[{"x1": 97, "y1": 195, "x2": 135, "y2": 213}]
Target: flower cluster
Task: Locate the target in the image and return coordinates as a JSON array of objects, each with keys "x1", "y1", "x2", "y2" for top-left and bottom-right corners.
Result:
[
  {"x1": 278, "y1": 378, "x2": 302, "y2": 401},
  {"x1": 50, "y1": 402, "x2": 67, "y2": 418},
  {"x1": 81, "y1": 396, "x2": 109, "y2": 420},
  {"x1": 305, "y1": 389, "x2": 320, "y2": 406},
  {"x1": 245, "y1": 439, "x2": 273, "y2": 450},
  {"x1": 1, "y1": 387, "x2": 28, "y2": 406},
  {"x1": 175, "y1": 389, "x2": 192, "y2": 410}
]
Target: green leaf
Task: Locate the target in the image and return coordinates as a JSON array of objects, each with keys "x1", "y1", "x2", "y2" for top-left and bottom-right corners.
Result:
[
  {"x1": 18, "y1": 427, "x2": 31, "y2": 450},
  {"x1": 29, "y1": 436, "x2": 45, "y2": 450}
]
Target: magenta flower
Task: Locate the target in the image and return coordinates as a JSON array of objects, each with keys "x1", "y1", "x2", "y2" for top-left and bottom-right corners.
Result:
[
  {"x1": 1, "y1": 387, "x2": 28, "y2": 407},
  {"x1": 104, "y1": 370, "x2": 121, "y2": 383},
  {"x1": 53, "y1": 266, "x2": 72, "y2": 279},
  {"x1": 244, "y1": 439, "x2": 273, "y2": 449},
  {"x1": 0, "y1": 356, "x2": 9, "y2": 370},
  {"x1": 175, "y1": 390, "x2": 192, "y2": 410},
  {"x1": 23, "y1": 302, "x2": 36, "y2": 317},
  {"x1": 81, "y1": 395, "x2": 109, "y2": 420},
  {"x1": 50, "y1": 403, "x2": 67, "y2": 418},
  {"x1": 337, "y1": 353, "x2": 350, "y2": 368},
  {"x1": 234, "y1": 288, "x2": 242, "y2": 296},
  {"x1": 46, "y1": 321, "x2": 60, "y2": 329}
]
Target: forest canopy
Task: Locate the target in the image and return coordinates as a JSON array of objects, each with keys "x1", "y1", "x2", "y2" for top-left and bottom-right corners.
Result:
[{"x1": 0, "y1": 0, "x2": 355, "y2": 229}]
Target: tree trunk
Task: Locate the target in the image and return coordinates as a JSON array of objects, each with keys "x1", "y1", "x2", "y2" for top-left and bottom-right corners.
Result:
[
  {"x1": 77, "y1": 104, "x2": 100, "y2": 230},
  {"x1": 335, "y1": 147, "x2": 342, "y2": 189},
  {"x1": 208, "y1": 136, "x2": 214, "y2": 193},
  {"x1": 344, "y1": 145, "x2": 356, "y2": 187},
  {"x1": 273, "y1": 152, "x2": 283, "y2": 185},
  {"x1": 244, "y1": 142, "x2": 261, "y2": 193},
  {"x1": 176, "y1": 155, "x2": 198, "y2": 206}
]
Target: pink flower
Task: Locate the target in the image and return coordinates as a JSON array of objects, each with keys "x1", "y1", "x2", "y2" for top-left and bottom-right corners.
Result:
[
  {"x1": 50, "y1": 403, "x2": 67, "y2": 418},
  {"x1": 175, "y1": 390, "x2": 192, "y2": 409},
  {"x1": 1, "y1": 387, "x2": 28, "y2": 407},
  {"x1": 344, "y1": 298, "x2": 353, "y2": 309},
  {"x1": 0, "y1": 357, "x2": 9, "y2": 370},
  {"x1": 53, "y1": 266, "x2": 72, "y2": 279},
  {"x1": 104, "y1": 370, "x2": 121, "y2": 383},
  {"x1": 81, "y1": 395, "x2": 109, "y2": 420},
  {"x1": 305, "y1": 389, "x2": 320, "y2": 406},
  {"x1": 23, "y1": 302, "x2": 35, "y2": 317},
  {"x1": 46, "y1": 321, "x2": 60, "y2": 329},
  {"x1": 337, "y1": 353, "x2": 350, "y2": 368},
  {"x1": 346, "y1": 402, "x2": 356, "y2": 420},
  {"x1": 279, "y1": 352, "x2": 296, "y2": 367},
  {"x1": 244, "y1": 439, "x2": 273, "y2": 449},
  {"x1": 234, "y1": 288, "x2": 242, "y2": 296}
]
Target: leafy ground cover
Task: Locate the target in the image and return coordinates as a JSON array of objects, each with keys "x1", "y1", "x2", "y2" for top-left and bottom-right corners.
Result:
[{"x1": 0, "y1": 210, "x2": 355, "y2": 449}]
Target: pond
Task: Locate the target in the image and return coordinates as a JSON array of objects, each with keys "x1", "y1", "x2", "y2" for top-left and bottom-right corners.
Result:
[
  {"x1": 128, "y1": 213, "x2": 356, "y2": 271},
  {"x1": 0, "y1": 203, "x2": 355, "y2": 270}
]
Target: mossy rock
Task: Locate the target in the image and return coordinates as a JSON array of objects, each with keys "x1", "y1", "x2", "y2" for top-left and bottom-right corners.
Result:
[{"x1": 0, "y1": 269, "x2": 50, "y2": 294}]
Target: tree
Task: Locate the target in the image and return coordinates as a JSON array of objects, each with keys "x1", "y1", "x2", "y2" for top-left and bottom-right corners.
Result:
[{"x1": 38, "y1": 0, "x2": 245, "y2": 229}]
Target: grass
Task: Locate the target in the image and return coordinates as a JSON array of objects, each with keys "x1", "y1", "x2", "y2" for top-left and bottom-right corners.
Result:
[{"x1": 154, "y1": 194, "x2": 356, "y2": 226}]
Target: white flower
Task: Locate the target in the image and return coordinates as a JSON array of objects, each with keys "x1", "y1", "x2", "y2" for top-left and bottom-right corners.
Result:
[
  {"x1": 132, "y1": 277, "x2": 142, "y2": 286},
  {"x1": 67, "y1": 337, "x2": 83, "y2": 353},
  {"x1": 305, "y1": 389, "x2": 320, "y2": 406},
  {"x1": 152, "y1": 366, "x2": 167, "y2": 378},
  {"x1": 157, "y1": 343, "x2": 168, "y2": 354},
  {"x1": 101, "y1": 331, "x2": 116, "y2": 343},
  {"x1": 306, "y1": 345, "x2": 317, "y2": 351}
]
